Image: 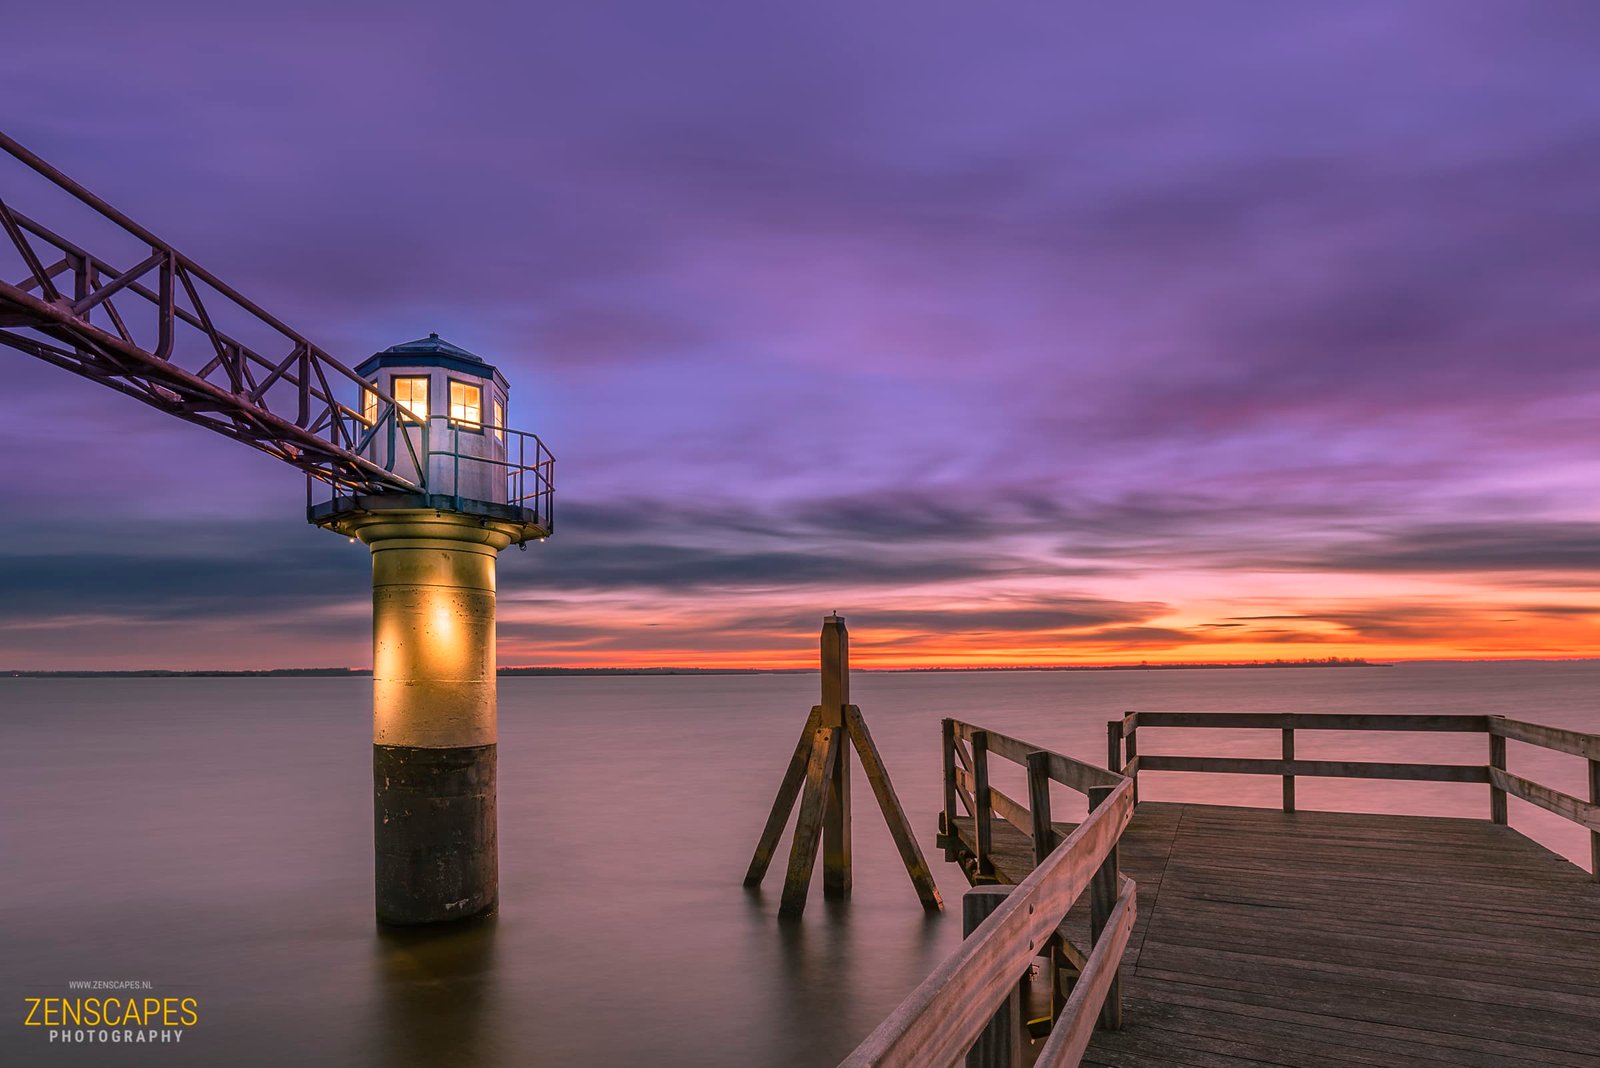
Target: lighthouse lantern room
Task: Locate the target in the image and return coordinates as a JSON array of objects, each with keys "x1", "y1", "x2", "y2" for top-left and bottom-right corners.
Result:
[{"x1": 356, "y1": 332, "x2": 510, "y2": 508}]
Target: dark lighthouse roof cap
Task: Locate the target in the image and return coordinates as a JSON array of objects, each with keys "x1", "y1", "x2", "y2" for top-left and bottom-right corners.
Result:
[
  {"x1": 383, "y1": 331, "x2": 484, "y2": 362},
  {"x1": 355, "y1": 332, "x2": 509, "y2": 390}
]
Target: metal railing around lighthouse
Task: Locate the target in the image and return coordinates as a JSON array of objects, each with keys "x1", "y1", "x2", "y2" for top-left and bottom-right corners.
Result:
[{"x1": 306, "y1": 408, "x2": 555, "y2": 532}]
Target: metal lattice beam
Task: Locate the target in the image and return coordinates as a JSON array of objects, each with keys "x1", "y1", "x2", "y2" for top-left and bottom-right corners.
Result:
[{"x1": 0, "y1": 129, "x2": 420, "y2": 495}]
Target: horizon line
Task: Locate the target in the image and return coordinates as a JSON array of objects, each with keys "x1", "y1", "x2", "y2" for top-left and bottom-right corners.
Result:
[{"x1": 7, "y1": 655, "x2": 1600, "y2": 678}]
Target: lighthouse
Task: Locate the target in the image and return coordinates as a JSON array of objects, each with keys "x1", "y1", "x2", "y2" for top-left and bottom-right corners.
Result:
[{"x1": 308, "y1": 334, "x2": 554, "y2": 925}]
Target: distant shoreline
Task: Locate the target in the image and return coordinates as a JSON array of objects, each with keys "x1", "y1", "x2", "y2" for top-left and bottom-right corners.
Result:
[
  {"x1": 11, "y1": 657, "x2": 1600, "y2": 678},
  {"x1": 5, "y1": 658, "x2": 1409, "y2": 678}
]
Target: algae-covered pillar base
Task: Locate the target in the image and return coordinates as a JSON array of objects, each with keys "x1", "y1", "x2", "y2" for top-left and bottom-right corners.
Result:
[{"x1": 346, "y1": 509, "x2": 522, "y2": 926}]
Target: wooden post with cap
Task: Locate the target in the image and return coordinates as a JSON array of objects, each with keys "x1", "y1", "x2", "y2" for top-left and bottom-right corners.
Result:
[{"x1": 821, "y1": 614, "x2": 852, "y2": 898}]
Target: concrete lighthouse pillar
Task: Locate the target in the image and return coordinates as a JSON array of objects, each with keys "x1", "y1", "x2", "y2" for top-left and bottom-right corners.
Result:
[{"x1": 345, "y1": 509, "x2": 522, "y2": 925}]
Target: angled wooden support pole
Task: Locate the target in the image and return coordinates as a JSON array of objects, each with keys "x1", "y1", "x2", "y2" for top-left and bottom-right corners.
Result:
[
  {"x1": 744, "y1": 705, "x2": 823, "y2": 886},
  {"x1": 846, "y1": 704, "x2": 943, "y2": 911},
  {"x1": 780, "y1": 724, "x2": 841, "y2": 916}
]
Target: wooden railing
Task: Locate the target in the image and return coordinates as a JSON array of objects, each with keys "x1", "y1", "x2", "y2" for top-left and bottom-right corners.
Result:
[
  {"x1": 1110, "y1": 711, "x2": 1600, "y2": 879},
  {"x1": 838, "y1": 722, "x2": 1134, "y2": 1068}
]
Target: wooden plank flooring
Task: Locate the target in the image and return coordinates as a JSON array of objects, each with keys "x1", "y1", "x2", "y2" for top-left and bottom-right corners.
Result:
[{"x1": 949, "y1": 803, "x2": 1600, "y2": 1067}]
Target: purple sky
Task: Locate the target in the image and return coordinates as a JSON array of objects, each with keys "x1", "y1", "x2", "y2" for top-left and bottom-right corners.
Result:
[{"x1": 2, "y1": 2, "x2": 1598, "y2": 668}]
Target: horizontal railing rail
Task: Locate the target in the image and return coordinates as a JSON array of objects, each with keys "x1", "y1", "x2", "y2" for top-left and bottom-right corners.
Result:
[
  {"x1": 1121, "y1": 712, "x2": 1490, "y2": 732},
  {"x1": 1490, "y1": 717, "x2": 1600, "y2": 760},
  {"x1": 1110, "y1": 710, "x2": 1600, "y2": 880},
  {"x1": 1134, "y1": 755, "x2": 1490, "y2": 783}
]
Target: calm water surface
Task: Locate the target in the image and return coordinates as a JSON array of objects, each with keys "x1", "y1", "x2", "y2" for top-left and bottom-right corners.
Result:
[{"x1": 3, "y1": 662, "x2": 1596, "y2": 1066}]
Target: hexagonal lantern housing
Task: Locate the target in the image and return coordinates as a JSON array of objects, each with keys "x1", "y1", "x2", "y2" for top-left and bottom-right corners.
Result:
[{"x1": 308, "y1": 333, "x2": 553, "y2": 544}]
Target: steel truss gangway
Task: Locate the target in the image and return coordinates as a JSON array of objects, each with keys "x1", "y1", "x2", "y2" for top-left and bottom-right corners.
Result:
[{"x1": 0, "y1": 130, "x2": 548, "y2": 504}]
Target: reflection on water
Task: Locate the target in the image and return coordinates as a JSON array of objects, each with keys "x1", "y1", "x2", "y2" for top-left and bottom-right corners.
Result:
[
  {"x1": 374, "y1": 920, "x2": 498, "y2": 1067},
  {"x1": 1, "y1": 662, "x2": 1595, "y2": 1066}
]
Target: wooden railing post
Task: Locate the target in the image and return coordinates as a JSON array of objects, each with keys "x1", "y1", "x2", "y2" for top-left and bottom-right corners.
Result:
[
  {"x1": 1122, "y1": 715, "x2": 1138, "y2": 805},
  {"x1": 962, "y1": 886, "x2": 1022, "y2": 1068},
  {"x1": 1026, "y1": 750, "x2": 1055, "y2": 866},
  {"x1": 1026, "y1": 749, "x2": 1066, "y2": 1025},
  {"x1": 1086, "y1": 784, "x2": 1123, "y2": 1030},
  {"x1": 1106, "y1": 719, "x2": 1123, "y2": 775},
  {"x1": 972, "y1": 730, "x2": 994, "y2": 880},
  {"x1": 1589, "y1": 758, "x2": 1600, "y2": 882},
  {"x1": 941, "y1": 718, "x2": 959, "y2": 861},
  {"x1": 1282, "y1": 728, "x2": 1296, "y2": 813},
  {"x1": 1489, "y1": 729, "x2": 1508, "y2": 826}
]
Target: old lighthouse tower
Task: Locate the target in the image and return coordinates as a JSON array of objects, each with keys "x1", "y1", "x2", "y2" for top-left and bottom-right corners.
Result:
[{"x1": 309, "y1": 333, "x2": 554, "y2": 925}]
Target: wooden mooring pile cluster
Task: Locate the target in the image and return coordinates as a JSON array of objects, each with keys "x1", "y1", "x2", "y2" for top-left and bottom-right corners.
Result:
[{"x1": 744, "y1": 615, "x2": 943, "y2": 915}]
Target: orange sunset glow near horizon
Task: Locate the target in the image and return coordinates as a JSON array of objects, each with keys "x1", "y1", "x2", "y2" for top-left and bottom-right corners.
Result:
[{"x1": 486, "y1": 574, "x2": 1600, "y2": 672}]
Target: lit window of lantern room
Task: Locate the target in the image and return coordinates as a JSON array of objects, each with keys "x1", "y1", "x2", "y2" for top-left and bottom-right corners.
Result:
[
  {"x1": 493, "y1": 398, "x2": 505, "y2": 444},
  {"x1": 450, "y1": 380, "x2": 482, "y2": 429},
  {"x1": 361, "y1": 385, "x2": 378, "y2": 425},
  {"x1": 393, "y1": 376, "x2": 429, "y2": 422}
]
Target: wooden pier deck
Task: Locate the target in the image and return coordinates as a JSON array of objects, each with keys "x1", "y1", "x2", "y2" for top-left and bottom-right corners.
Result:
[
  {"x1": 840, "y1": 712, "x2": 1600, "y2": 1068},
  {"x1": 950, "y1": 803, "x2": 1600, "y2": 1067}
]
